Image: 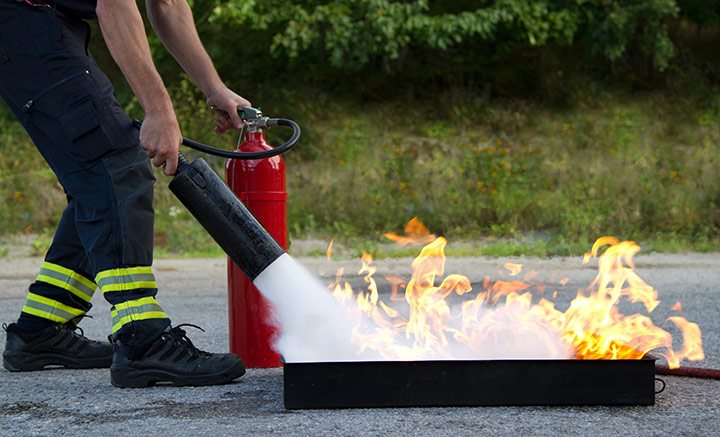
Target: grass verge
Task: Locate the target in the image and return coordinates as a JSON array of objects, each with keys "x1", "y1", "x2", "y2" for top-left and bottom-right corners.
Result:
[{"x1": 1, "y1": 85, "x2": 719, "y2": 258}]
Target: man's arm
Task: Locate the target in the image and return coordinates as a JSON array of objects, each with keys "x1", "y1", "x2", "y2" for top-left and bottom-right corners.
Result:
[
  {"x1": 96, "y1": 0, "x2": 181, "y2": 175},
  {"x1": 145, "y1": 0, "x2": 251, "y2": 133}
]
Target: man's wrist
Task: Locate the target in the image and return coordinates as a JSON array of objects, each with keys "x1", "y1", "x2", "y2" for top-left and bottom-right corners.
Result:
[
  {"x1": 203, "y1": 81, "x2": 229, "y2": 100},
  {"x1": 144, "y1": 105, "x2": 175, "y2": 117},
  {"x1": 142, "y1": 94, "x2": 175, "y2": 119}
]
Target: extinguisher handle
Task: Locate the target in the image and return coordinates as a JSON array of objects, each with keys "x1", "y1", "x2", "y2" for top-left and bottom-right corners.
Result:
[{"x1": 131, "y1": 118, "x2": 301, "y2": 160}]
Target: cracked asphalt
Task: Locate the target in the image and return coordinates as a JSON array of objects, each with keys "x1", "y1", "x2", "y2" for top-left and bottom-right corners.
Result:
[{"x1": 1, "y1": 253, "x2": 720, "y2": 436}]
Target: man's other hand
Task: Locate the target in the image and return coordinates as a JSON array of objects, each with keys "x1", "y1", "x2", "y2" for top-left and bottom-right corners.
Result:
[
  {"x1": 140, "y1": 112, "x2": 182, "y2": 176},
  {"x1": 206, "y1": 87, "x2": 252, "y2": 134}
]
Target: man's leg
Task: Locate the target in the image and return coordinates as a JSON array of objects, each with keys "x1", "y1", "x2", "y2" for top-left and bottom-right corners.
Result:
[
  {"x1": 0, "y1": 3, "x2": 171, "y2": 367},
  {"x1": 19, "y1": 197, "x2": 96, "y2": 332},
  {"x1": 0, "y1": 2, "x2": 244, "y2": 385},
  {"x1": 3, "y1": 194, "x2": 116, "y2": 371}
]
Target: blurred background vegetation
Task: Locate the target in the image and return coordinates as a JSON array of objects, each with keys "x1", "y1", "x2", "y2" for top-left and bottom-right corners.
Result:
[{"x1": 1, "y1": 0, "x2": 720, "y2": 257}]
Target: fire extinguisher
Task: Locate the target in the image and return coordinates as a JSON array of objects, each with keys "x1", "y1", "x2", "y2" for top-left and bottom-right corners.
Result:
[
  {"x1": 134, "y1": 107, "x2": 300, "y2": 368},
  {"x1": 225, "y1": 107, "x2": 289, "y2": 367}
]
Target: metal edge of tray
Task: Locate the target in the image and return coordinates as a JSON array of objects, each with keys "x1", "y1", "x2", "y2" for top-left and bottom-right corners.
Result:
[{"x1": 283, "y1": 356, "x2": 657, "y2": 409}]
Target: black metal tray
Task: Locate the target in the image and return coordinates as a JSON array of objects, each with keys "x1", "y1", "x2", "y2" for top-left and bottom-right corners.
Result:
[{"x1": 283, "y1": 356, "x2": 656, "y2": 409}]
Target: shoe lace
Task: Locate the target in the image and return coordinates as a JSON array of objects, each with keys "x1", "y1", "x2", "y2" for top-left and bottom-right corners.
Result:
[
  {"x1": 167, "y1": 324, "x2": 210, "y2": 358},
  {"x1": 61, "y1": 314, "x2": 94, "y2": 337}
]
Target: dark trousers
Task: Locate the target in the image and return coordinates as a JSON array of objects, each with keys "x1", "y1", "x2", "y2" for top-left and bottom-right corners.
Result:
[{"x1": 0, "y1": 1, "x2": 170, "y2": 356}]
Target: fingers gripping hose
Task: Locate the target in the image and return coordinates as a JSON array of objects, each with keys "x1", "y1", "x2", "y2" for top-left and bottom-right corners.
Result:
[{"x1": 131, "y1": 116, "x2": 301, "y2": 161}]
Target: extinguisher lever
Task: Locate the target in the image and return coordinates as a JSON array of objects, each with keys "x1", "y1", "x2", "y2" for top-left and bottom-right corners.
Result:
[
  {"x1": 237, "y1": 106, "x2": 263, "y2": 122},
  {"x1": 212, "y1": 105, "x2": 264, "y2": 129}
]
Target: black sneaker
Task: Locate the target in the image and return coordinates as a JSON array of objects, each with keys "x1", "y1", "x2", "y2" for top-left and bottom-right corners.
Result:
[
  {"x1": 2, "y1": 322, "x2": 113, "y2": 372},
  {"x1": 110, "y1": 324, "x2": 246, "y2": 388}
]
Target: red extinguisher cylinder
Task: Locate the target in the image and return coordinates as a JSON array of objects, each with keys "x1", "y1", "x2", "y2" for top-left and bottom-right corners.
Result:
[{"x1": 226, "y1": 131, "x2": 287, "y2": 367}]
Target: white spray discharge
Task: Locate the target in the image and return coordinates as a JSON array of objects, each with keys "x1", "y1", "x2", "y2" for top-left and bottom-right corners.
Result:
[
  {"x1": 252, "y1": 253, "x2": 359, "y2": 362},
  {"x1": 252, "y1": 253, "x2": 573, "y2": 362}
]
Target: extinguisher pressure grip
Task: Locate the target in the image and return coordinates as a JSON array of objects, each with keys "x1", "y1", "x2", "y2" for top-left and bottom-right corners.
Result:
[{"x1": 169, "y1": 157, "x2": 286, "y2": 280}]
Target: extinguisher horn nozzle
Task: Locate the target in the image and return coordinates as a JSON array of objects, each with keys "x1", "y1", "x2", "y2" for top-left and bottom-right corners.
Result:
[{"x1": 169, "y1": 158, "x2": 286, "y2": 280}]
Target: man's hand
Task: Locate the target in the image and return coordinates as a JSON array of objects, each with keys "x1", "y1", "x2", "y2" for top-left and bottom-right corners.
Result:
[
  {"x1": 139, "y1": 113, "x2": 182, "y2": 176},
  {"x1": 207, "y1": 87, "x2": 252, "y2": 134}
]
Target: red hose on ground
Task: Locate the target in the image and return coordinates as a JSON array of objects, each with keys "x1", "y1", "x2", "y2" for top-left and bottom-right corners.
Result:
[{"x1": 656, "y1": 365, "x2": 720, "y2": 380}]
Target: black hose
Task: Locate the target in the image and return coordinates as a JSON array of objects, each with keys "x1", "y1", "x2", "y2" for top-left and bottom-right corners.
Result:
[{"x1": 132, "y1": 118, "x2": 300, "y2": 160}]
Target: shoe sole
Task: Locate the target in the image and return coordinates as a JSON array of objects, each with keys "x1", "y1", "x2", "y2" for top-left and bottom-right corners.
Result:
[
  {"x1": 110, "y1": 361, "x2": 247, "y2": 388},
  {"x1": 3, "y1": 350, "x2": 112, "y2": 372}
]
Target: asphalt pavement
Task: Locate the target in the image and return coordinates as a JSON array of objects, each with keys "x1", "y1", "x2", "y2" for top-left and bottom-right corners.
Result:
[{"x1": 1, "y1": 253, "x2": 719, "y2": 436}]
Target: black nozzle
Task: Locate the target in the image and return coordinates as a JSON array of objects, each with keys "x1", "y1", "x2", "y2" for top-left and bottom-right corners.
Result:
[{"x1": 169, "y1": 158, "x2": 285, "y2": 280}]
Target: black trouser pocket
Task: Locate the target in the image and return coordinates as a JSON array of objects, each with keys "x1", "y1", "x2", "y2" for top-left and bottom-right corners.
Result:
[{"x1": 23, "y1": 70, "x2": 115, "y2": 162}]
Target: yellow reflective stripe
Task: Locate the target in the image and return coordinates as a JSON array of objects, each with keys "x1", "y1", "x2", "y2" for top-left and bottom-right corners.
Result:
[
  {"x1": 111, "y1": 311, "x2": 168, "y2": 333},
  {"x1": 21, "y1": 306, "x2": 69, "y2": 323},
  {"x1": 96, "y1": 266, "x2": 153, "y2": 281},
  {"x1": 41, "y1": 262, "x2": 96, "y2": 290},
  {"x1": 22, "y1": 293, "x2": 85, "y2": 323},
  {"x1": 36, "y1": 262, "x2": 96, "y2": 302},
  {"x1": 95, "y1": 267, "x2": 157, "y2": 294},
  {"x1": 36, "y1": 274, "x2": 93, "y2": 302},
  {"x1": 36, "y1": 274, "x2": 83, "y2": 300},
  {"x1": 109, "y1": 296, "x2": 168, "y2": 333},
  {"x1": 100, "y1": 282, "x2": 158, "y2": 293},
  {"x1": 114, "y1": 296, "x2": 160, "y2": 311}
]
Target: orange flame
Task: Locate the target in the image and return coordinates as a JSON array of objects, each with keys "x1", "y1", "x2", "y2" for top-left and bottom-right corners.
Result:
[
  {"x1": 383, "y1": 217, "x2": 436, "y2": 246},
  {"x1": 329, "y1": 219, "x2": 704, "y2": 368},
  {"x1": 504, "y1": 263, "x2": 523, "y2": 276}
]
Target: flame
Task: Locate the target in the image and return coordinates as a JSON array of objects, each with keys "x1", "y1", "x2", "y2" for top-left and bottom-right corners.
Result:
[
  {"x1": 328, "y1": 219, "x2": 704, "y2": 368},
  {"x1": 383, "y1": 216, "x2": 436, "y2": 246},
  {"x1": 504, "y1": 263, "x2": 523, "y2": 276}
]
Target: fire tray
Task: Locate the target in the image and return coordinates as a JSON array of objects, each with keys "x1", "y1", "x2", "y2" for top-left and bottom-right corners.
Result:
[{"x1": 283, "y1": 356, "x2": 656, "y2": 409}]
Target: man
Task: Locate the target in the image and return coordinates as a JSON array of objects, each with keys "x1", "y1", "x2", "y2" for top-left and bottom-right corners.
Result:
[{"x1": 0, "y1": 0, "x2": 248, "y2": 387}]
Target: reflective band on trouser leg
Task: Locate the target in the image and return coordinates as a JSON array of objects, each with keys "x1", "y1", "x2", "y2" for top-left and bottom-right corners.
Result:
[
  {"x1": 35, "y1": 261, "x2": 96, "y2": 303},
  {"x1": 96, "y1": 266, "x2": 157, "y2": 294},
  {"x1": 110, "y1": 297, "x2": 168, "y2": 334},
  {"x1": 22, "y1": 292, "x2": 86, "y2": 324},
  {"x1": 96, "y1": 267, "x2": 168, "y2": 334},
  {"x1": 22, "y1": 263, "x2": 96, "y2": 323}
]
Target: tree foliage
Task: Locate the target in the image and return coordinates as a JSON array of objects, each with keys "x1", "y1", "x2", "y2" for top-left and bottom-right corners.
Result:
[
  {"x1": 207, "y1": 0, "x2": 711, "y2": 71},
  {"x1": 129, "y1": 0, "x2": 720, "y2": 105}
]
